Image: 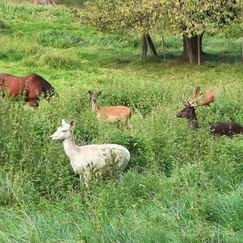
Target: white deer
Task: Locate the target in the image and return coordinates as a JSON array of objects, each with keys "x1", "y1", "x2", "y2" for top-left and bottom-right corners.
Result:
[
  {"x1": 88, "y1": 91, "x2": 132, "y2": 129},
  {"x1": 50, "y1": 119, "x2": 130, "y2": 186}
]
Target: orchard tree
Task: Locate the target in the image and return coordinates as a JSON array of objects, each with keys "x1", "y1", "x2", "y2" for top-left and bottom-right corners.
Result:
[
  {"x1": 83, "y1": 0, "x2": 243, "y2": 63},
  {"x1": 33, "y1": 0, "x2": 56, "y2": 5}
]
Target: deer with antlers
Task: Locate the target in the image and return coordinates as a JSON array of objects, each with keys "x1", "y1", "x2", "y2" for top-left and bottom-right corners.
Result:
[{"x1": 176, "y1": 87, "x2": 243, "y2": 137}]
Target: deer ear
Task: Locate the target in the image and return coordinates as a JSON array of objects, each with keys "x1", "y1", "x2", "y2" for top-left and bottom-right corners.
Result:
[
  {"x1": 62, "y1": 119, "x2": 67, "y2": 125},
  {"x1": 70, "y1": 120, "x2": 75, "y2": 128},
  {"x1": 88, "y1": 90, "x2": 92, "y2": 95}
]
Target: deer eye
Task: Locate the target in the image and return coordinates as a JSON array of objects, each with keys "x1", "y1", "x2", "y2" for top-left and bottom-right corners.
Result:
[{"x1": 61, "y1": 129, "x2": 67, "y2": 133}]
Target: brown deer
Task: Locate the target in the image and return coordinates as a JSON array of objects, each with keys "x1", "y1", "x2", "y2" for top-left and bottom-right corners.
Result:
[
  {"x1": 88, "y1": 91, "x2": 132, "y2": 129},
  {"x1": 176, "y1": 87, "x2": 243, "y2": 137}
]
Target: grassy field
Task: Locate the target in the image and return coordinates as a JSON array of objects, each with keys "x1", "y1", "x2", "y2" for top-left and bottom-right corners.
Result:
[{"x1": 1, "y1": 1, "x2": 243, "y2": 242}]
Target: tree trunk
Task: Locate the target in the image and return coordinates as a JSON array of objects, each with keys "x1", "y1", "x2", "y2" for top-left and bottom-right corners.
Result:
[
  {"x1": 145, "y1": 34, "x2": 159, "y2": 57},
  {"x1": 242, "y1": 38, "x2": 243, "y2": 63},
  {"x1": 161, "y1": 34, "x2": 166, "y2": 61},
  {"x1": 141, "y1": 33, "x2": 158, "y2": 60},
  {"x1": 34, "y1": 0, "x2": 56, "y2": 5},
  {"x1": 141, "y1": 34, "x2": 148, "y2": 60},
  {"x1": 180, "y1": 33, "x2": 204, "y2": 63},
  {"x1": 197, "y1": 35, "x2": 201, "y2": 65}
]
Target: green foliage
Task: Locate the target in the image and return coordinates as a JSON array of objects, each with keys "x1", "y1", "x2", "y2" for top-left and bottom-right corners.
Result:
[
  {"x1": 83, "y1": 0, "x2": 243, "y2": 37},
  {"x1": 36, "y1": 30, "x2": 86, "y2": 48},
  {"x1": 0, "y1": 1, "x2": 75, "y2": 23},
  {"x1": 35, "y1": 29, "x2": 140, "y2": 49},
  {"x1": 111, "y1": 133, "x2": 150, "y2": 171},
  {"x1": 55, "y1": 0, "x2": 85, "y2": 7},
  {"x1": 0, "y1": 19, "x2": 10, "y2": 30},
  {"x1": 225, "y1": 21, "x2": 243, "y2": 39},
  {"x1": 1, "y1": 1, "x2": 243, "y2": 242}
]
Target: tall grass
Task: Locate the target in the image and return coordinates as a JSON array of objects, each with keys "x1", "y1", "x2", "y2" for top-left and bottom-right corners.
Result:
[{"x1": 0, "y1": 1, "x2": 243, "y2": 242}]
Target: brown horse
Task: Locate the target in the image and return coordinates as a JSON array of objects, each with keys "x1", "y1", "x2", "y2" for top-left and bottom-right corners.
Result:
[{"x1": 0, "y1": 73, "x2": 57, "y2": 107}]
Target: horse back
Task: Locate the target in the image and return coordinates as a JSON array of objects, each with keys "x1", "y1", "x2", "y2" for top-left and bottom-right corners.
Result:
[
  {"x1": 0, "y1": 73, "x2": 29, "y2": 96},
  {"x1": 0, "y1": 73, "x2": 55, "y2": 97}
]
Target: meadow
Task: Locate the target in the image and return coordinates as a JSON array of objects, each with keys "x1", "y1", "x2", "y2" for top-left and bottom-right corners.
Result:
[{"x1": 0, "y1": 1, "x2": 243, "y2": 242}]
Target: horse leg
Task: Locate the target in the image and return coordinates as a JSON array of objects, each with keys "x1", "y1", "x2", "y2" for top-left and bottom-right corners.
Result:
[
  {"x1": 28, "y1": 97, "x2": 39, "y2": 107},
  {"x1": 28, "y1": 88, "x2": 40, "y2": 107}
]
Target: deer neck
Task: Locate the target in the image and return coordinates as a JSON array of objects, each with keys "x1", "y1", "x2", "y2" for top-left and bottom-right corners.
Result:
[
  {"x1": 63, "y1": 135, "x2": 79, "y2": 159},
  {"x1": 188, "y1": 110, "x2": 200, "y2": 129},
  {"x1": 91, "y1": 100, "x2": 99, "y2": 112},
  {"x1": 188, "y1": 118, "x2": 200, "y2": 129}
]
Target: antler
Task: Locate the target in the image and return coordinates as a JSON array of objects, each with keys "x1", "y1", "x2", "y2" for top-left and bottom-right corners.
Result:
[
  {"x1": 185, "y1": 87, "x2": 215, "y2": 107},
  {"x1": 199, "y1": 89, "x2": 215, "y2": 106},
  {"x1": 187, "y1": 87, "x2": 203, "y2": 106}
]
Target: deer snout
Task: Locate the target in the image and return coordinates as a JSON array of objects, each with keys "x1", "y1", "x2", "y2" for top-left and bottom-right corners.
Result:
[
  {"x1": 176, "y1": 112, "x2": 184, "y2": 118},
  {"x1": 50, "y1": 133, "x2": 58, "y2": 141}
]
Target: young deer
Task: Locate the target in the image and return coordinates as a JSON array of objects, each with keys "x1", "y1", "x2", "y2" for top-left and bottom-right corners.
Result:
[
  {"x1": 50, "y1": 119, "x2": 130, "y2": 186},
  {"x1": 88, "y1": 91, "x2": 132, "y2": 129},
  {"x1": 176, "y1": 87, "x2": 243, "y2": 137}
]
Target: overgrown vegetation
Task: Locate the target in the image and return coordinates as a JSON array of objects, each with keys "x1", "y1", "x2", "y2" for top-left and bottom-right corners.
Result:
[{"x1": 0, "y1": 1, "x2": 243, "y2": 242}]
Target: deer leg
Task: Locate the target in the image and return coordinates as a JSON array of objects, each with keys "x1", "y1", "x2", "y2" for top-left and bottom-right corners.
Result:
[
  {"x1": 125, "y1": 118, "x2": 133, "y2": 129},
  {"x1": 82, "y1": 172, "x2": 91, "y2": 188}
]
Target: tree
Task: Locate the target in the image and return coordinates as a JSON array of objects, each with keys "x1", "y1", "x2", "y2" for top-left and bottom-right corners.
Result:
[
  {"x1": 83, "y1": 0, "x2": 243, "y2": 63},
  {"x1": 33, "y1": 0, "x2": 56, "y2": 5}
]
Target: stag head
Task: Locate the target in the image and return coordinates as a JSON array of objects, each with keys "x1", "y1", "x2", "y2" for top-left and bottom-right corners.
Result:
[{"x1": 176, "y1": 87, "x2": 215, "y2": 129}]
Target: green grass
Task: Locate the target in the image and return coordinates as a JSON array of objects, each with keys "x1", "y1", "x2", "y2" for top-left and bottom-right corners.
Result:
[{"x1": 0, "y1": 1, "x2": 243, "y2": 242}]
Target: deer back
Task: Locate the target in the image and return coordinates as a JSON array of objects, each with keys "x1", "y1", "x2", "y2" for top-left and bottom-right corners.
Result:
[{"x1": 210, "y1": 122, "x2": 243, "y2": 137}]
